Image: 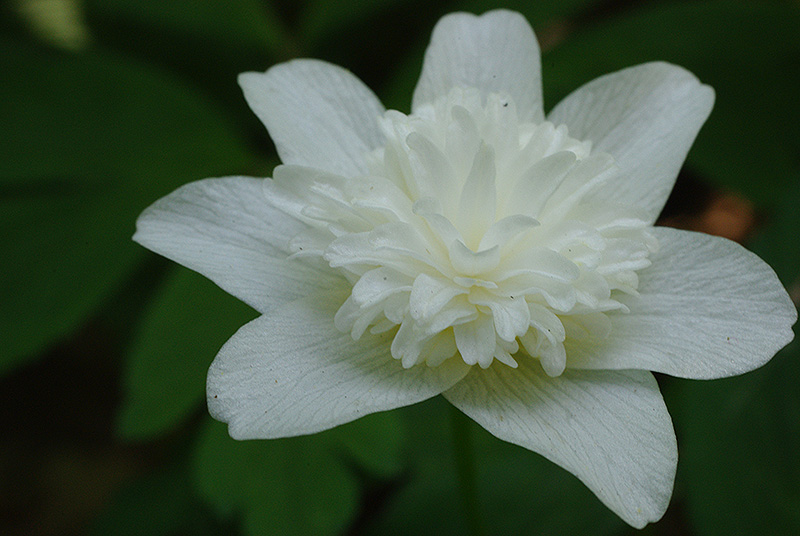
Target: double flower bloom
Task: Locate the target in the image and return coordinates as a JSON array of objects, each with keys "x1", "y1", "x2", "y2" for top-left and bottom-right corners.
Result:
[{"x1": 135, "y1": 10, "x2": 796, "y2": 527}]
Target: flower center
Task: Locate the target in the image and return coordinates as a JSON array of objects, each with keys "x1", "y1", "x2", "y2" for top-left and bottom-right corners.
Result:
[{"x1": 267, "y1": 87, "x2": 657, "y2": 375}]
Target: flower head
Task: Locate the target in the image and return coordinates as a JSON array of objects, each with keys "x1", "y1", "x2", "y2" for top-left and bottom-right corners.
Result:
[{"x1": 134, "y1": 10, "x2": 796, "y2": 527}]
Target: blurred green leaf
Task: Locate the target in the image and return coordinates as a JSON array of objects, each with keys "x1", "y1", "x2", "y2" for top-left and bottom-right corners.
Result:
[
  {"x1": 542, "y1": 0, "x2": 800, "y2": 206},
  {"x1": 326, "y1": 410, "x2": 405, "y2": 479},
  {"x1": 91, "y1": 461, "x2": 220, "y2": 536},
  {"x1": 670, "y1": 337, "x2": 800, "y2": 536},
  {"x1": 86, "y1": 0, "x2": 290, "y2": 54},
  {"x1": 299, "y1": 0, "x2": 409, "y2": 47},
  {"x1": 750, "y1": 180, "x2": 800, "y2": 287},
  {"x1": 0, "y1": 36, "x2": 254, "y2": 373},
  {"x1": 0, "y1": 188, "x2": 140, "y2": 373},
  {"x1": 0, "y1": 38, "x2": 252, "y2": 185},
  {"x1": 193, "y1": 419, "x2": 361, "y2": 536},
  {"x1": 117, "y1": 268, "x2": 257, "y2": 440},
  {"x1": 365, "y1": 397, "x2": 624, "y2": 535},
  {"x1": 362, "y1": 400, "x2": 468, "y2": 536},
  {"x1": 84, "y1": 0, "x2": 296, "y2": 134},
  {"x1": 478, "y1": 434, "x2": 625, "y2": 535}
]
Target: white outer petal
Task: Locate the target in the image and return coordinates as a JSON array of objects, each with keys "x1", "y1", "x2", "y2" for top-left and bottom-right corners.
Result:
[
  {"x1": 444, "y1": 363, "x2": 675, "y2": 528},
  {"x1": 412, "y1": 10, "x2": 544, "y2": 122},
  {"x1": 566, "y1": 227, "x2": 796, "y2": 378},
  {"x1": 208, "y1": 292, "x2": 471, "y2": 439},
  {"x1": 548, "y1": 62, "x2": 715, "y2": 222},
  {"x1": 240, "y1": 59, "x2": 385, "y2": 176},
  {"x1": 134, "y1": 177, "x2": 339, "y2": 314}
]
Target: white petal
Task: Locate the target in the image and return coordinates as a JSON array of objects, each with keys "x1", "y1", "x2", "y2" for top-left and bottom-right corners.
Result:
[
  {"x1": 547, "y1": 62, "x2": 715, "y2": 222},
  {"x1": 478, "y1": 214, "x2": 539, "y2": 252},
  {"x1": 502, "y1": 151, "x2": 576, "y2": 218},
  {"x1": 134, "y1": 177, "x2": 340, "y2": 313},
  {"x1": 449, "y1": 240, "x2": 500, "y2": 276},
  {"x1": 445, "y1": 364, "x2": 676, "y2": 528},
  {"x1": 566, "y1": 227, "x2": 797, "y2": 378},
  {"x1": 351, "y1": 267, "x2": 412, "y2": 309},
  {"x1": 208, "y1": 292, "x2": 471, "y2": 439},
  {"x1": 409, "y1": 273, "x2": 466, "y2": 324},
  {"x1": 239, "y1": 59, "x2": 385, "y2": 176},
  {"x1": 470, "y1": 293, "x2": 530, "y2": 342},
  {"x1": 412, "y1": 10, "x2": 544, "y2": 122},
  {"x1": 538, "y1": 341, "x2": 567, "y2": 377},
  {"x1": 457, "y1": 142, "x2": 496, "y2": 245},
  {"x1": 454, "y1": 315, "x2": 496, "y2": 368}
]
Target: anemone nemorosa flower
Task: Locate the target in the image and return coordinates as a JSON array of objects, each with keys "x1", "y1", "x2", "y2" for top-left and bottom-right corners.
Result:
[{"x1": 134, "y1": 10, "x2": 796, "y2": 527}]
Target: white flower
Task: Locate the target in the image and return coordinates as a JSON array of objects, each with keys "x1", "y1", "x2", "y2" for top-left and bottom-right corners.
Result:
[{"x1": 134, "y1": 10, "x2": 796, "y2": 528}]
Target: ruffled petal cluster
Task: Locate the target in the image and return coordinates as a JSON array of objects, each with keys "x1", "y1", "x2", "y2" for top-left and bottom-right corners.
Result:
[
  {"x1": 134, "y1": 10, "x2": 796, "y2": 528},
  {"x1": 268, "y1": 86, "x2": 657, "y2": 374}
]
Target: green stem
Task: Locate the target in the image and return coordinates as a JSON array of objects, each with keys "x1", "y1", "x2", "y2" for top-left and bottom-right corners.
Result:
[{"x1": 449, "y1": 405, "x2": 486, "y2": 536}]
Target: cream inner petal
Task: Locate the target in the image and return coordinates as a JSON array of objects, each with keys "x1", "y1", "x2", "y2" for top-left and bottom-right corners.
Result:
[{"x1": 265, "y1": 87, "x2": 657, "y2": 374}]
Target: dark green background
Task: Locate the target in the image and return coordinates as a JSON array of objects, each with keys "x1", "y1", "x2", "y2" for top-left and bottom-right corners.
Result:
[{"x1": 2, "y1": 1, "x2": 799, "y2": 534}]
